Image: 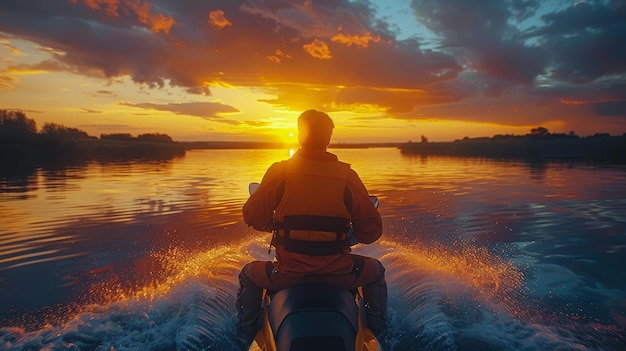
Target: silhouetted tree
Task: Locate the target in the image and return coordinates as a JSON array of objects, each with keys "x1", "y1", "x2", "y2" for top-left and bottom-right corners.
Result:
[
  {"x1": 0, "y1": 110, "x2": 37, "y2": 138},
  {"x1": 41, "y1": 122, "x2": 90, "y2": 139},
  {"x1": 530, "y1": 126, "x2": 549, "y2": 136},
  {"x1": 137, "y1": 133, "x2": 173, "y2": 143},
  {"x1": 101, "y1": 133, "x2": 134, "y2": 141}
]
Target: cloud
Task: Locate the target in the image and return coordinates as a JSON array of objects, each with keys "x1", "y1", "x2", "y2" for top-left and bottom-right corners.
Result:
[
  {"x1": 0, "y1": 75, "x2": 17, "y2": 89},
  {"x1": 410, "y1": 0, "x2": 546, "y2": 90},
  {"x1": 239, "y1": 0, "x2": 376, "y2": 39},
  {"x1": 533, "y1": 1, "x2": 626, "y2": 84},
  {"x1": 208, "y1": 9, "x2": 232, "y2": 29},
  {"x1": 80, "y1": 108, "x2": 104, "y2": 113},
  {"x1": 95, "y1": 90, "x2": 116, "y2": 96},
  {"x1": 331, "y1": 32, "x2": 383, "y2": 48},
  {"x1": 0, "y1": 0, "x2": 624, "y2": 131},
  {"x1": 1, "y1": 40, "x2": 25, "y2": 56},
  {"x1": 266, "y1": 49, "x2": 292, "y2": 63},
  {"x1": 0, "y1": 0, "x2": 460, "y2": 102},
  {"x1": 7, "y1": 60, "x2": 68, "y2": 74},
  {"x1": 68, "y1": 0, "x2": 119, "y2": 17},
  {"x1": 120, "y1": 101, "x2": 241, "y2": 124},
  {"x1": 258, "y1": 82, "x2": 457, "y2": 114},
  {"x1": 69, "y1": 0, "x2": 175, "y2": 33},
  {"x1": 243, "y1": 120, "x2": 272, "y2": 127},
  {"x1": 303, "y1": 39, "x2": 332, "y2": 59}
]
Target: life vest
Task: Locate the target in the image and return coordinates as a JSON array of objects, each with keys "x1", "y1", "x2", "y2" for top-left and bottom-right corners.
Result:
[{"x1": 272, "y1": 155, "x2": 352, "y2": 256}]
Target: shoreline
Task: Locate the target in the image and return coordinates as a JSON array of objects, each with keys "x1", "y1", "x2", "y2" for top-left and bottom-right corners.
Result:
[{"x1": 397, "y1": 134, "x2": 626, "y2": 163}]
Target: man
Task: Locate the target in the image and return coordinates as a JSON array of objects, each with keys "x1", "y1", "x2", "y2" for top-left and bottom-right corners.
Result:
[{"x1": 236, "y1": 109, "x2": 387, "y2": 347}]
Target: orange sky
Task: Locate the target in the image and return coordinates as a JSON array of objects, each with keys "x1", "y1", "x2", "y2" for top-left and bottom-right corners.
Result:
[{"x1": 1, "y1": 0, "x2": 625, "y2": 142}]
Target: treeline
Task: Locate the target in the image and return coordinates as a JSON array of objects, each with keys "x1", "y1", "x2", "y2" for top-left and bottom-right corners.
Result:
[
  {"x1": 400, "y1": 127, "x2": 626, "y2": 163},
  {"x1": 100, "y1": 133, "x2": 174, "y2": 143},
  {"x1": 1, "y1": 110, "x2": 185, "y2": 169}
]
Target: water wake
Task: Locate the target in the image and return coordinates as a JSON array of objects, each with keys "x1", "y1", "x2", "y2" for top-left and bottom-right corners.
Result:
[{"x1": 0, "y1": 237, "x2": 623, "y2": 350}]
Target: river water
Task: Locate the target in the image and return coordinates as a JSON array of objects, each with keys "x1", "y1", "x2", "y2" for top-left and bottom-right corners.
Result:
[{"x1": 1, "y1": 148, "x2": 625, "y2": 350}]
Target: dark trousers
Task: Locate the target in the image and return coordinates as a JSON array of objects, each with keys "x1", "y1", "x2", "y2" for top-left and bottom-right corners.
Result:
[{"x1": 235, "y1": 254, "x2": 387, "y2": 345}]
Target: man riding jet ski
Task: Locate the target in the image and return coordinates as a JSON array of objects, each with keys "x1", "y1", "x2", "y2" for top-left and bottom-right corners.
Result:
[{"x1": 236, "y1": 109, "x2": 387, "y2": 350}]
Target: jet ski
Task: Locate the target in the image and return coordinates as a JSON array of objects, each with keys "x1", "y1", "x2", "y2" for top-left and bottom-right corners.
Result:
[
  {"x1": 247, "y1": 182, "x2": 382, "y2": 351},
  {"x1": 247, "y1": 284, "x2": 381, "y2": 351}
]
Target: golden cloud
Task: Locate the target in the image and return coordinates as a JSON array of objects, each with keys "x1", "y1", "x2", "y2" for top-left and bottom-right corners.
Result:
[
  {"x1": 70, "y1": 0, "x2": 119, "y2": 17},
  {"x1": 266, "y1": 49, "x2": 292, "y2": 64},
  {"x1": 258, "y1": 82, "x2": 446, "y2": 115},
  {"x1": 147, "y1": 12, "x2": 175, "y2": 34},
  {"x1": 331, "y1": 32, "x2": 382, "y2": 48},
  {"x1": 209, "y1": 10, "x2": 232, "y2": 29},
  {"x1": 303, "y1": 39, "x2": 332, "y2": 60},
  {"x1": 69, "y1": 0, "x2": 120, "y2": 17}
]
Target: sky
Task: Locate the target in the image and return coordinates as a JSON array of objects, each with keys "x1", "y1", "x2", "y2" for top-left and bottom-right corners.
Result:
[{"x1": 0, "y1": 0, "x2": 625, "y2": 143}]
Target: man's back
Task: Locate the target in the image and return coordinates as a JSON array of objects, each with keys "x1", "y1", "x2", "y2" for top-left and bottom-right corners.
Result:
[{"x1": 243, "y1": 148, "x2": 382, "y2": 276}]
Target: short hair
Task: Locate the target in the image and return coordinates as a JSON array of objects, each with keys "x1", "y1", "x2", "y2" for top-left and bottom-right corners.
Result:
[{"x1": 297, "y1": 109, "x2": 334, "y2": 149}]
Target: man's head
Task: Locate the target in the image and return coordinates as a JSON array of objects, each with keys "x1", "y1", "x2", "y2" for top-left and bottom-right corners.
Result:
[{"x1": 297, "y1": 109, "x2": 334, "y2": 150}]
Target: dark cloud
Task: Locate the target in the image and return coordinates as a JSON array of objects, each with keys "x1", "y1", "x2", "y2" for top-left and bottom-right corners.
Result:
[
  {"x1": 509, "y1": 0, "x2": 541, "y2": 21},
  {"x1": 119, "y1": 101, "x2": 240, "y2": 123},
  {"x1": 533, "y1": 79, "x2": 626, "y2": 104},
  {"x1": 410, "y1": 0, "x2": 547, "y2": 91},
  {"x1": 533, "y1": 1, "x2": 626, "y2": 84}
]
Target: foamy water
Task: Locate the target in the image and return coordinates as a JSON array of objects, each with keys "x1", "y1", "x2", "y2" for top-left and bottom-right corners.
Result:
[{"x1": 1, "y1": 235, "x2": 622, "y2": 350}]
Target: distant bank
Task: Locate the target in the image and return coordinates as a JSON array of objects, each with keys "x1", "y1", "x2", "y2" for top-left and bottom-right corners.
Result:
[
  {"x1": 398, "y1": 133, "x2": 626, "y2": 163},
  {"x1": 1, "y1": 110, "x2": 188, "y2": 170},
  {"x1": 1, "y1": 137, "x2": 187, "y2": 168}
]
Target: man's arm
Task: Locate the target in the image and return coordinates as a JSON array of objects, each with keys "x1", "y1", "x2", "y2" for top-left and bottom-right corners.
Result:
[
  {"x1": 242, "y1": 162, "x2": 286, "y2": 232},
  {"x1": 347, "y1": 170, "x2": 382, "y2": 244}
]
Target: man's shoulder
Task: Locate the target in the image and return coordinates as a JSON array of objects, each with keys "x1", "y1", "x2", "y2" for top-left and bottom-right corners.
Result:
[
  {"x1": 265, "y1": 160, "x2": 288, "y2": 177},
  {"x1": 270, "y1": 159, "x2": 289, "y2": 168}
]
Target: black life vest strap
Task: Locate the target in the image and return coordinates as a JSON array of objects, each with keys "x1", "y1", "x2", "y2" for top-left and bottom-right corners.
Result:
[{"x1": 273, "y1": 215, "x2": 351, "y2": 256}]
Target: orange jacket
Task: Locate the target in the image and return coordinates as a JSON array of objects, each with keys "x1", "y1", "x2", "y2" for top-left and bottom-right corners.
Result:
[{"x1": 242, "y1": 148, "x2": 382, "y2": 277}]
